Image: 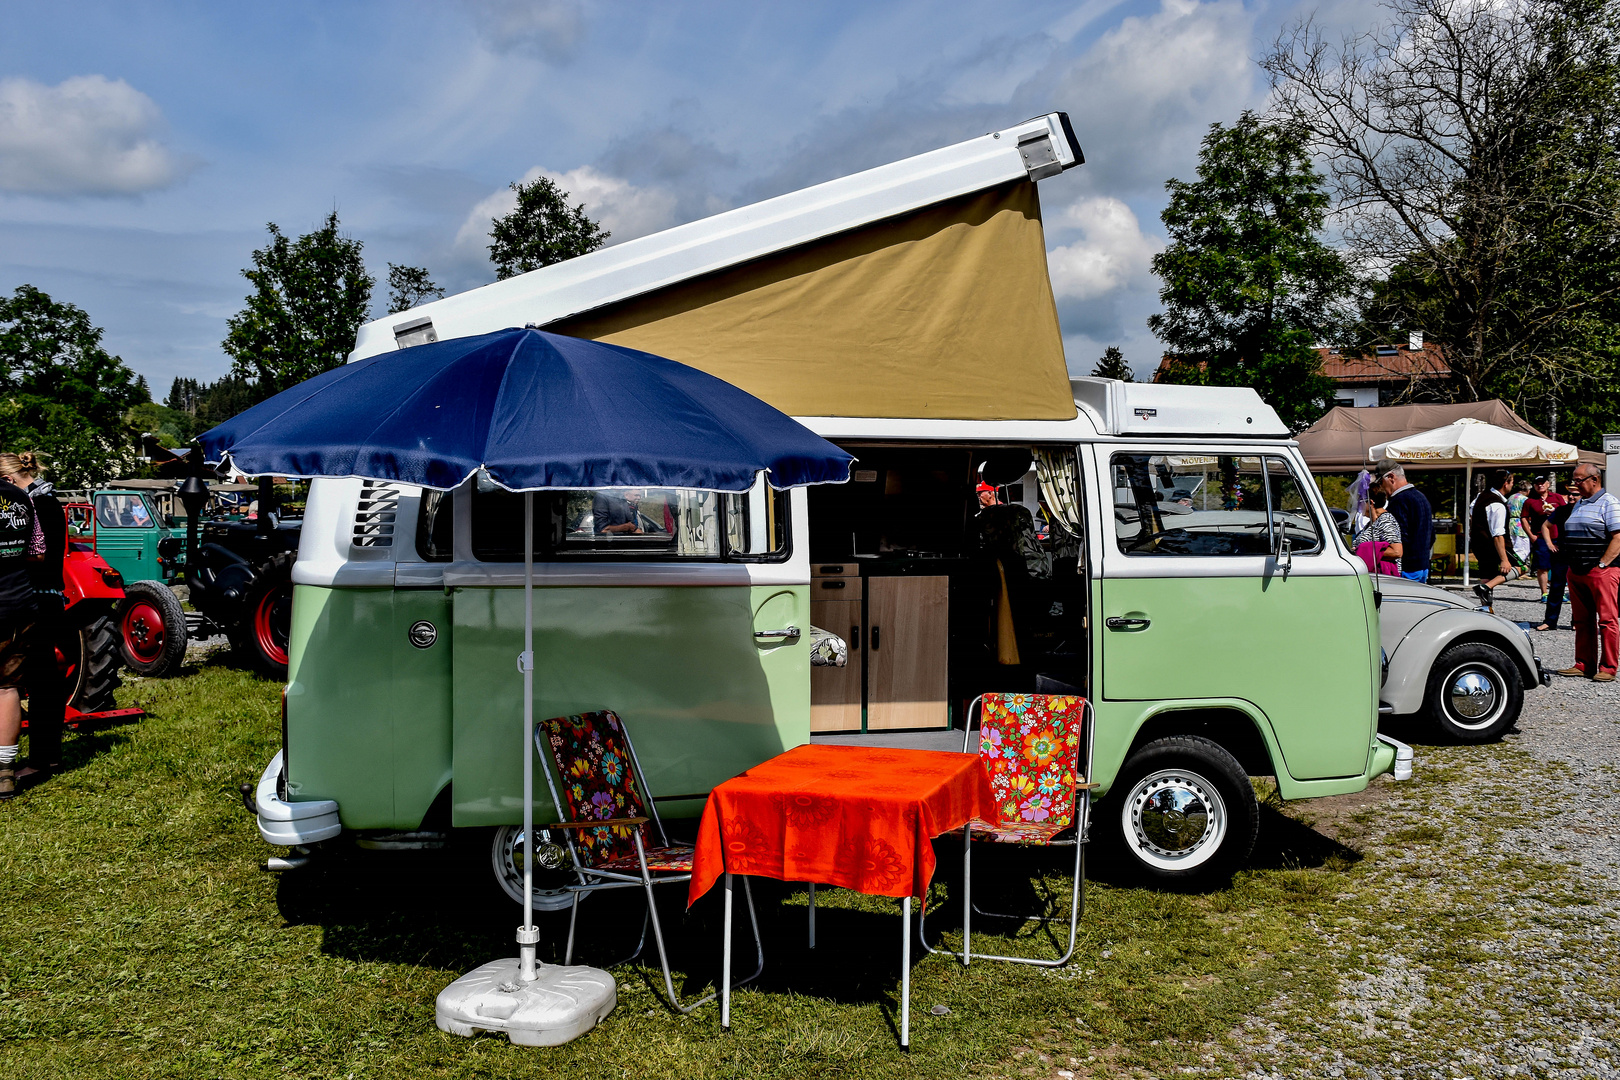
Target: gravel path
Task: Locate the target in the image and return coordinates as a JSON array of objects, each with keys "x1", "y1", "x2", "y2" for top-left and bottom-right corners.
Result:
[{"x1": 1198, "y1": 577, "x2": 1620, "y2": 1079}]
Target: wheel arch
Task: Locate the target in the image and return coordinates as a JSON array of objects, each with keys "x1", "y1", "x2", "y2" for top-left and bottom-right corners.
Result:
[
  {"x1": 1383, "y1": 609, "x2": 1537, "y2": 714},
  {"x1": 1097, "y1": 700, "x2": 1284, "y2": 798}
]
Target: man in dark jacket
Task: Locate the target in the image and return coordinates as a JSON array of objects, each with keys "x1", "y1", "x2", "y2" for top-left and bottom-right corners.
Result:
[{"x1": 1376, "y1": 462, "x2": 1435, "y2": 582}]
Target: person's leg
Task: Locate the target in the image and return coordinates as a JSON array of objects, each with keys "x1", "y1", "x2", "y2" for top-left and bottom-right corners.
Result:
[
  {"x1": 1593, "y1": 566, "x2": 1620, "y2": 676},
  {"x1": 0, "y1": 688, "x2": 18, "y2": 799},
  {"x1": 1568, "y1": 571, "x2": 1596, "y2": 675},
  {"x1": 21, "y1": 597, "x2": 63, "y2": 774},
  {"x1": 1540, "y1": 561, "x2": 1568, "y2": 630}
]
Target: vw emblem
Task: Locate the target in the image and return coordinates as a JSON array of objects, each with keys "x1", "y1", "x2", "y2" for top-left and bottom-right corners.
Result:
[{"x1": 408, "y1": 620, "x2": 438, "y2": 649}]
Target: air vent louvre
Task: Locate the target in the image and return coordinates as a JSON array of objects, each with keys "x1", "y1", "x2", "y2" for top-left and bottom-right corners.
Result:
[{"x1": 352, "y1": 480, "x2": 401, "y2": 548}]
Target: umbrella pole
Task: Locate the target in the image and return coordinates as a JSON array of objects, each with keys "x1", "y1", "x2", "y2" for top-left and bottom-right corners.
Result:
[
  {"x1": 1462, "y1": 465, "x2": 1472, "y2": 589},
  {"x1": 520, "y1": 490, "x2": 538, "y2": 982}
]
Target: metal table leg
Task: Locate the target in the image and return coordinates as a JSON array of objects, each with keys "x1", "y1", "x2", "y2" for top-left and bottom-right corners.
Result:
[
  {"x1": 900, "y1": 895, "x2": 911, "y2": 1050},
  {"x1": 722, "y1": 873, "x2": 733, "y2": 1030},
  {"x1": 962, "y1": 822, "x2": 971, "y2": 966},
  {"x1": 808, "y1": 882, "x2": 816, "y2": 949}
]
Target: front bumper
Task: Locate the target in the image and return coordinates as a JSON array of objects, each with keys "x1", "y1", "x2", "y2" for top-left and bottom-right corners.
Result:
[
  {"x1": 254, "y1": 751, "x2": 342, "y2": 846},
  {"x1": 1537, "y1": 657, "x2": 1553, "y2": 687},
  {"x1": 1372, "y1": 734, "x2": 1415, "y2": 781}
]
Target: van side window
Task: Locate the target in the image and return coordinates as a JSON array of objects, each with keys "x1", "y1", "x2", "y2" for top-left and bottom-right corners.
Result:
[
  {"x1": 469, "y1": 477, "x2": 788, "y2": 562},
  {"x1": 1111, "y1": 453, "x2": 1270, "y2": 556},
  {"x1": 1264, "y1": 457, "x2": 1323, "y2": 554}
]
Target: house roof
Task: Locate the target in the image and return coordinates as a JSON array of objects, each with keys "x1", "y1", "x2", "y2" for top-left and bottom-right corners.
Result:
[{"x1": 1318, "y1": 343, "x2": 1450, "y2": 384}]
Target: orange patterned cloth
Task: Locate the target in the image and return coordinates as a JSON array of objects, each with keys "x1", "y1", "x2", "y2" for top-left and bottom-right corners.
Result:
[{"x1": 688, "y1": 744, "x2": 995, "y2": 907}]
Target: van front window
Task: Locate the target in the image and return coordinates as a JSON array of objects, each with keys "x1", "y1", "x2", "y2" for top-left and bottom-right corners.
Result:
[{"x1": 1111, "y1": 453, "x2": 1322, "y2": 556}]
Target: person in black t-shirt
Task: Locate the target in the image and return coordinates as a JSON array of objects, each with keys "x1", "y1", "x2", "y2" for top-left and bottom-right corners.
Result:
[
  {"x1": 0, "y1": 473, "x2": 43, "y2": 800},
  {"x1": 1, "y1": 452, "x2": 64, "y2": 780}
]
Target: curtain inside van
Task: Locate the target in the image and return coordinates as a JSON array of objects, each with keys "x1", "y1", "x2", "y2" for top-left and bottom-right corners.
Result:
[{"x1": 548, "y1": 181, "x2": 1076, "y2": 421}]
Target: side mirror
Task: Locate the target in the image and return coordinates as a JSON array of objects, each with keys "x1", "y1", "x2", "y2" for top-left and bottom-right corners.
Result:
[{"x1": 1273, "y1": 527, "x2": 1293, "y2": 576}]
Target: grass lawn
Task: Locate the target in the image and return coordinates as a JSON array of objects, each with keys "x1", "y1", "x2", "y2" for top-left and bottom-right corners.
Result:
[{"x1": 2, "y1": 655, "x2": 1390, "y2": 1079}]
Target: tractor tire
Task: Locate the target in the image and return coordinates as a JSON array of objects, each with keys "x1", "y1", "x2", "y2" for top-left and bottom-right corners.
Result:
[
  {"x1": 116, "y1": 580, "x2": 189, "y2": 677},
  {"x1": 58, "y1": 613, "x2": 122, "y2": 714},
  {"x1": 237, "y1": 551, "x2": 294, "y2": 681}
]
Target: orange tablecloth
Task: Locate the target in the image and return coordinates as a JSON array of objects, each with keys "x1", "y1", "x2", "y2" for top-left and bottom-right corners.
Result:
[{"x1": 688, "y1": 744, "x2": 995, "y2": 906}]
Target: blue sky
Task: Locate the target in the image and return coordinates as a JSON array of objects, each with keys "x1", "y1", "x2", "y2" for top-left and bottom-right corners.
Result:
[{"x1": 0, "y1": 0, "x2": 1375, "y2": 396}]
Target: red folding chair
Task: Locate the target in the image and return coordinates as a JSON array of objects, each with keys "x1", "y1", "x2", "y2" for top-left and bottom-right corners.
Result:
[{"x1": 534, "y1": 710, "x2": 762, "y2": 1012}]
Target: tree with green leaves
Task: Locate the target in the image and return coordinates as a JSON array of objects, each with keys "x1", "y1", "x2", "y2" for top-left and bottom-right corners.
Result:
[
  {"x1": 1091, "y1": 346, "x2": 1134, "y2": 381},
  {"x1": 1266, "y1": 0, "x2": 1620, "y2": 443},
  {"x1": 488, "y1": 175, "x2": 608, "y2": 280},
  {"x1": 1148, "y1": 112, "x2": 1351, "y2": 430},
  {"x1": 223, "y1": 212, "x2": 374, "y2": 394},
  {"x1": 386, "y1": 263, "x2": 445, "y2": 314},
  {"x1": 0, "y1": 284, "x2": 146, "y2": 486}
]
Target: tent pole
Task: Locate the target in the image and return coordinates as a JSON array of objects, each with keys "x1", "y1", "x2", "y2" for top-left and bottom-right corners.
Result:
[
  {"x1": 520, "y1": 489, "x2": 538, "y2": 981},
  {"x1": 1462, "y1": 465, "x2": 1472, "y2": 589}
]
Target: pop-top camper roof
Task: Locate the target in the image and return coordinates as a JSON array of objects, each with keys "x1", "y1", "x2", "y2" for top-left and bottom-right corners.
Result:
[{"x1": 353, "y1": 114, "x2": 1084, "y2": 421}]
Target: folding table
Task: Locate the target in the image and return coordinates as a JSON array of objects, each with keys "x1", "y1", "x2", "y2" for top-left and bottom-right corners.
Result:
[{"x1": 688, "y1": 743, "x2": 995, "y2": 1048}]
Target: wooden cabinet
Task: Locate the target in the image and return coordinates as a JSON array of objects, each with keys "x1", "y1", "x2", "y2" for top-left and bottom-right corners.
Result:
[
  {"x1": 867, "y1": 576, "x2": 950, "y2": 730},
  {"x1": 809, "y1": 599, "x2": 863, "y2": 732},
  {"x1": 809, "y1": 570, "x2": 950, "y2": 733}
]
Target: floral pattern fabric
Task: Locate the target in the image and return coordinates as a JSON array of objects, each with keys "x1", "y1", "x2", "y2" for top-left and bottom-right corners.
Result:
[
  {"x1": 975, "y1": 693, "x2": 1086, "y2": 831},
  {"x1": 808, "y1": 625, "x2": 848, "y2": 668},
  {"x1": 538, "y1": 710, "x2": 652, "y2": 869},
  {"x1": 595, "y1": 844, "x2": 695, "y2": 874},
  {"x1": 967, "y1": 819, "x2": 1073, "y2": 845}
]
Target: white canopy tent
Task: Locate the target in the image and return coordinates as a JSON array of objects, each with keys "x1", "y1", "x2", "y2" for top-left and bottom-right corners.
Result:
[{"x1": 1368, "y1": 418, "x2": 1580, "y2": 587}]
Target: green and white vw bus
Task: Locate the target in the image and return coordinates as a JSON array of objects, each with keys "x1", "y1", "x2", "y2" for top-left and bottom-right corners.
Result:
[{"x1": 252, "y1": 112, "x2": 1408, "y2": 891}]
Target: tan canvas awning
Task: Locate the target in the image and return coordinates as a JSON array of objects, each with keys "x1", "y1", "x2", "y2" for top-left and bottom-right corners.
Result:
[
  {"x1": 1298, "y1": 401, "x2": 1603, "y2": 470},
  {"x1": 547, "y1": 180, "x2": 1077, "y2": 421}
]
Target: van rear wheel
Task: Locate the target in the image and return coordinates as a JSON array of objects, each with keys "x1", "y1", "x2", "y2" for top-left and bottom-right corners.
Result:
[
  {"x1": 1102, "y1": 735, "x2": 1257, "y2": 885},
  {"x1": 490, "y1": 824, "x2": 580, "y2": 913}
]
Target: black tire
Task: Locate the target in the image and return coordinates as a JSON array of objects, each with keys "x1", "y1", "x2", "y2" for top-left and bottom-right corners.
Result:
[
  {"x1": 116, "y1": 580, "x2": 189, "y2": 677},
  {"x1": 1099, "y1": 735, "x2": 1258, "y2": 885},
  {"x1": 1423, "y1": 642, "x2": 1523, "y2": 743},
  {"x1": 236, "y1": 552, "x2": 293, "y2": 681},
  {"x1": 58, "y1": 612, "x2": 123, "y2": 714}
]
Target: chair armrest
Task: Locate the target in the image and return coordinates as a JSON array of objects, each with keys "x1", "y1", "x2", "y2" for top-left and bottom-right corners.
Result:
[{"x1": 545, "y1": 816, "x2": 649, "y2": 830}]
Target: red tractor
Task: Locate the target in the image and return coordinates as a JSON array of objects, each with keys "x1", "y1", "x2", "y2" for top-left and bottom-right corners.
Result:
[{"x1": 27, "y1": 540, "x2": 146, "y2": 730}]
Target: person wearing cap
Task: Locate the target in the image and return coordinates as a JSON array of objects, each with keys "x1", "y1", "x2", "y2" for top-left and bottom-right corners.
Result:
[
  {"x1": 1523, "y1": 474, "x2": 1566, "y2": 607},
  {"x1": 1375, "y1": 462, "x2": 1435, "y2": 582},
  {"x1": 1551, "y1": 463, "x2": 1620, "y2": 682}
]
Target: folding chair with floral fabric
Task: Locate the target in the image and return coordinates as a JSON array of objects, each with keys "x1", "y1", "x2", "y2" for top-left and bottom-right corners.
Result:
[
  {"x1": 534, "y1": 710, "x2": 762, "y2": 1012},
  {"x1": 923, "y1": 692, "x2": 1094, "y2": 967}
]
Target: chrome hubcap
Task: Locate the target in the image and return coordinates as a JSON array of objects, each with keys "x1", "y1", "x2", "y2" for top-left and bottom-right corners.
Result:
[
  {"x1": 1124, "y1": 769, "x2": 1228, "y2": 870},
  {"x1": 491, "y1": 825, "x2": 576, "y2": 911},
  {"x1": 1446, "y1": 667, "x2": 1501, "y2": 727}
]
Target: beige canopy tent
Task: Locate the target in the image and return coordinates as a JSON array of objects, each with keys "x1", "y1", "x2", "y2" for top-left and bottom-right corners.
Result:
[{"x1": 1298, "y1": 401, "x2": 1605, "y2": 471}]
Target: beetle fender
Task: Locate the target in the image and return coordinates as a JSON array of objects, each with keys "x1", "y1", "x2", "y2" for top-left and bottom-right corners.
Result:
[{"x1": 1382, "y1": 607, "x2": 1538, "y2": 714}]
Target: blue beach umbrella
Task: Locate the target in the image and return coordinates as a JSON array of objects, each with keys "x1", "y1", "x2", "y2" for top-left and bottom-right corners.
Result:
[{"x1": 200, "y1": 327, "x2": 852, "y2": 1041}]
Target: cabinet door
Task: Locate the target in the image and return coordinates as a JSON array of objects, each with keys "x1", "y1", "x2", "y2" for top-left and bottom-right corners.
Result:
[
  {"x1": 809, "y1": 599, "x2": 863, "y2": 732},
  {"x1": 867, "y1": 576, "x2": 949, "y2": 730}
]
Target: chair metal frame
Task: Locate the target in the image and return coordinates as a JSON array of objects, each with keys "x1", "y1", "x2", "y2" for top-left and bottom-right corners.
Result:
[
  {"x1": 922, "y1": 692, "x2": 1095, "y2": 968},
  {"x1": 533, "y1": 713, "x2": 763, "y2": 1013}
]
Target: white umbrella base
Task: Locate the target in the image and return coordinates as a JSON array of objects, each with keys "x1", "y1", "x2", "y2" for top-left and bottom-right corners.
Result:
[{"x1": 436, "y1": 959, "x2": 616, "y2": 1046}]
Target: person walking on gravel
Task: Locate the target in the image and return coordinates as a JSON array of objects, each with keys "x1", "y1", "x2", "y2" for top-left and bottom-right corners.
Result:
[
  {"x1": 1469, "y1": 469, "x2": 1516, "y2": 611},
  {"x1": 1524, "y1": 475, "x2": 1566, "y2": 610},
  {"x1": 0, "y1": 471, "x2": 44, "y2": 799},
  {"x1": 1553, "y1": 464, "x2": 1620, "y2": 683}
]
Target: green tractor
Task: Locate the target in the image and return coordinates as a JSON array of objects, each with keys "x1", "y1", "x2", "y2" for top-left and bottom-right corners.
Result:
[{"x1": 66, "y1": 476, "x2": 298, "y2": 680}]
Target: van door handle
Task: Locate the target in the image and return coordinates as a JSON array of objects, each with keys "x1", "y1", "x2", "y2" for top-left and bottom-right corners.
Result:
[
  {"x1": 754, "y1": 626, "x2": 801, "y2": 643},
  {"x1": 1105, "y1": 616, "x2": 1151, "y2": 631}
]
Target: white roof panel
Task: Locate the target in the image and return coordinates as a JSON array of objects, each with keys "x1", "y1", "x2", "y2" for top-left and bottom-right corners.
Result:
[{"x1": 1069, "y1": 377, "x2": 1289, "y2": 437}]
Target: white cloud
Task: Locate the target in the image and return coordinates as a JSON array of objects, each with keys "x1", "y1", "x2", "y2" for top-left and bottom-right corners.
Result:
[
  {"x1": 0, "y1": 75, "x2": 193, "y2": 196},
  {"x1": 461, "y1": 0, "x2": 583, "y2": 62},
  {"x1": 1047, "y1": 197, "x2": 1163, "y2": 301},
  {"x1": 453, "y1": 165, "x2": 677, "y2": 263}
]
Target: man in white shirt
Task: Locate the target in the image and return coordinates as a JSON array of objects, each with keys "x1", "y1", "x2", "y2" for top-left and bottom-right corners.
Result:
[
  {"x1": 1554, "y1": 464, "x2": 1620, "y2": 682},
  {"x1": 1468, "y1": 469, "x2": 1515, "y2": 610}
]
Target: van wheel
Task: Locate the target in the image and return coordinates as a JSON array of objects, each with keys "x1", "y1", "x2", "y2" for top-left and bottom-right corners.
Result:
[
  {"x1": 491, "y1": 825, "x2": 580, "y2": 913},
  {"x1": 117, "y1": 580, "x2": 189, "y2": 677},
  {"x1": 1424, "y1": 642, "x2": 1521, "y2": 743},
  {"x1": 1102, "y1": 736, "x2": 1257, "y2": 885}
]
